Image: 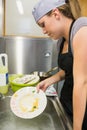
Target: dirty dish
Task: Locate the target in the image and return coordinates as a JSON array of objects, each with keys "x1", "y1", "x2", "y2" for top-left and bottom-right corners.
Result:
[
  {"x1": 9, "y1": 74, "x2": 40, "y2": 92},
  {"x1": 10, "y1": 87, "x2": 47, "y2": 119}
]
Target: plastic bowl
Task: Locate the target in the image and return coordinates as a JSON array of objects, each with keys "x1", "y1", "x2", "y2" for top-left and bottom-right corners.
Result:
[{"x1": 9, "y1": 74, "x2": 40, "y2": 92}]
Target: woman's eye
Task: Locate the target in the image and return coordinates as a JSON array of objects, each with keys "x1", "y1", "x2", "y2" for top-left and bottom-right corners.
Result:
[{"x1": 40, "y1": 22, "x2": 45, "y2": 28}]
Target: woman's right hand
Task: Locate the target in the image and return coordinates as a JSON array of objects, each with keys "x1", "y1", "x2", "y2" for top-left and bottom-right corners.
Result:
[
  {"x1": 36, "y1": 70, "x2": 65, "y2": 92},
  {"x1": 36, "y1": 79, "x2": 50, "y2": 92}
]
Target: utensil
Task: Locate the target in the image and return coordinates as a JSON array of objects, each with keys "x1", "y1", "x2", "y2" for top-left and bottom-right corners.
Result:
[
  {"x1": 44, "y1": 66, "x2": 58, "y2": 76},
  {"x1": 32, "y1": 66, "x2": 58, "y2": 81}
]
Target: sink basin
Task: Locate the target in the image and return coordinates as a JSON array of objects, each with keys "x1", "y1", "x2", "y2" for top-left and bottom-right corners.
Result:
[{"x1": 0, "y1": 95, "x2": 72, "y2": 130}]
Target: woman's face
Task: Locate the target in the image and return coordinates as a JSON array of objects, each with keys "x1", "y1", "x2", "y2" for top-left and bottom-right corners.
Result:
[{"x1": 37, "y1": 10, "x2": 63, "y2": 40}]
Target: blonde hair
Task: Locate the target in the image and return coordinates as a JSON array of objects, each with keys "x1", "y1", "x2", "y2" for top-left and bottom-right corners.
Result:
[
  {"x1": 47, "y1": 0, "x2": 81, "y2": 20},
  {"x1": 69, "y1": 0, "x2": 81, "y2": 19}
]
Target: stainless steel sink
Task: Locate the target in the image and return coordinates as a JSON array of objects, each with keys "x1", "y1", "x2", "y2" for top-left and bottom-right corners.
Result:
[{"x1": 0, "y1": 95, "x2": 72, "y2": 130}]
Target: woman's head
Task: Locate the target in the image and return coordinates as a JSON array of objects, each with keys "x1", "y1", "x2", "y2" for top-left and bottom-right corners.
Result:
[
  {"x1": 32, "y1": 0, "x2": 81, "y2": 40},
  {"x1": 32, "y1": 0, "x2": 66, "y2": 22},
  {"x1": 32, "y1": 0, "x2": 81, "y2": 23}
]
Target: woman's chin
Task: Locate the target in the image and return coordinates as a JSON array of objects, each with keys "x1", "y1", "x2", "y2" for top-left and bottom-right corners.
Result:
[
  {"x1": 48, "y1": 35, "x2": 58, "y2": 40},
  {"x1": 51, "y1": 36, "x2": 58, "y2": 40}
]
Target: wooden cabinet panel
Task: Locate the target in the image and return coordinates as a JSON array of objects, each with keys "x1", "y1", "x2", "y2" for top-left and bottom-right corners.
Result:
[{"x1": 78, "y1": 0, "x2": 87, "y2": 16}]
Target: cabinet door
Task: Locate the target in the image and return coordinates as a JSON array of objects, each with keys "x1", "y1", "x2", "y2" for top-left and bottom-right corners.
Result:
[
  {"x1": 5, "y1": 0, "x2": 45, "y2": 36},
  {"x1": 78, "y1": 0, "x2": 87, "y2": 16}
]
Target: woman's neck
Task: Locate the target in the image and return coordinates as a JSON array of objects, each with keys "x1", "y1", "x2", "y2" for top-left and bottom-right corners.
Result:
[{"x1": 63, "y1": 18, "x2": 74, "y2": 42}]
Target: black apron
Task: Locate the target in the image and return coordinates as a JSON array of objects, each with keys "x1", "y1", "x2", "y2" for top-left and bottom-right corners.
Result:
[
  {"x1": 58, "y1": 21, "x2": 87, "y2": 130},
  {"x1": 58, "y1": 37, "x2": 73, "y2": 121}
]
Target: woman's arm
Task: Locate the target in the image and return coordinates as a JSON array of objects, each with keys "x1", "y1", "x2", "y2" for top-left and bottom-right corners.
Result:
[
  {"x1": 73, "y1": 27, "x2": 87, "y2": 130},
  {"x1": 37, "y1": 69, "x2": 65, "y2": 92}
]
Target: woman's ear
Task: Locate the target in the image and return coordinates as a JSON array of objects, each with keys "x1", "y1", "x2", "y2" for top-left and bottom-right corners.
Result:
[{"x1": 52, "y1": 8, "x2": 60, "y2": 20}]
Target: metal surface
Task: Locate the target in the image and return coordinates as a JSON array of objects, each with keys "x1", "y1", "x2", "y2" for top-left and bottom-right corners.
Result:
[
  {"x1": 0, "y1": 94, "x2": 72, "y2": 130},
  {"x1": 0, "y1": 36, "x2": 58, "y2": 75},
  {"x1": 5, "y1": 36, "x2": 54, "y2": 74},
  {"x1": 0, "y1": 37, "x2": 6, "y2": 53}
]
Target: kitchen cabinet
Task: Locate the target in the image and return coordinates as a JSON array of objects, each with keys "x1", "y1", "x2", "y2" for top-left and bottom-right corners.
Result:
[
  {"x1": 5, "y1": 0, "x2": 45, "y2": 36},
  {"x1": 78, "y1": 0, "x2": 87, "y2": 16}
]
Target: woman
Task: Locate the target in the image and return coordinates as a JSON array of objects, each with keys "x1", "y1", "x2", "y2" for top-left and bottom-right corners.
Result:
[{"x1": 32, "y1": 0, "x2": 87, "y2": 130}]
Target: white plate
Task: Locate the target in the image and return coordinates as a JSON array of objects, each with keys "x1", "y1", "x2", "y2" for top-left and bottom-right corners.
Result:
[{"x1": 10, "y1": 87, "x2": 47, "y2": 119}]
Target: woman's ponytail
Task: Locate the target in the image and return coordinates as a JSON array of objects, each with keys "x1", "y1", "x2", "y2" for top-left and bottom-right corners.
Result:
[{"x1": 68, "y1": 0, "x2": 82, "y2": 19}]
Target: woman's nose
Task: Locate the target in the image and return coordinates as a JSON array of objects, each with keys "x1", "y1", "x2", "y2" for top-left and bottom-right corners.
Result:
[{"x1": 42, "y1": 28, "x2": 47, "y2": 34}]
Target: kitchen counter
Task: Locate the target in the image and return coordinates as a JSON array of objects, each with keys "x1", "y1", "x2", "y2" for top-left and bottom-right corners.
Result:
[{"x1": 0, "y1": 87, "x2": 72, "y2": 130}]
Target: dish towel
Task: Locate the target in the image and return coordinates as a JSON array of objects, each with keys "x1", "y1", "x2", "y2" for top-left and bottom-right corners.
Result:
[{"x1": 45, "y1": 84, "x2": 58, "y2": 96}]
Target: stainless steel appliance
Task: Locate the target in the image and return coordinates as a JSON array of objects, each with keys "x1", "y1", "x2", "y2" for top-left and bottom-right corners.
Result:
[{"x1": 4, "y1": 36, "x2": 58, "y2": 74}]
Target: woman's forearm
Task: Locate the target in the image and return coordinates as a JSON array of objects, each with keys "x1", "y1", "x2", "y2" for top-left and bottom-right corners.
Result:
[{"x1": 45, "y1": 69, "x2": 65, "y2": 86}]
